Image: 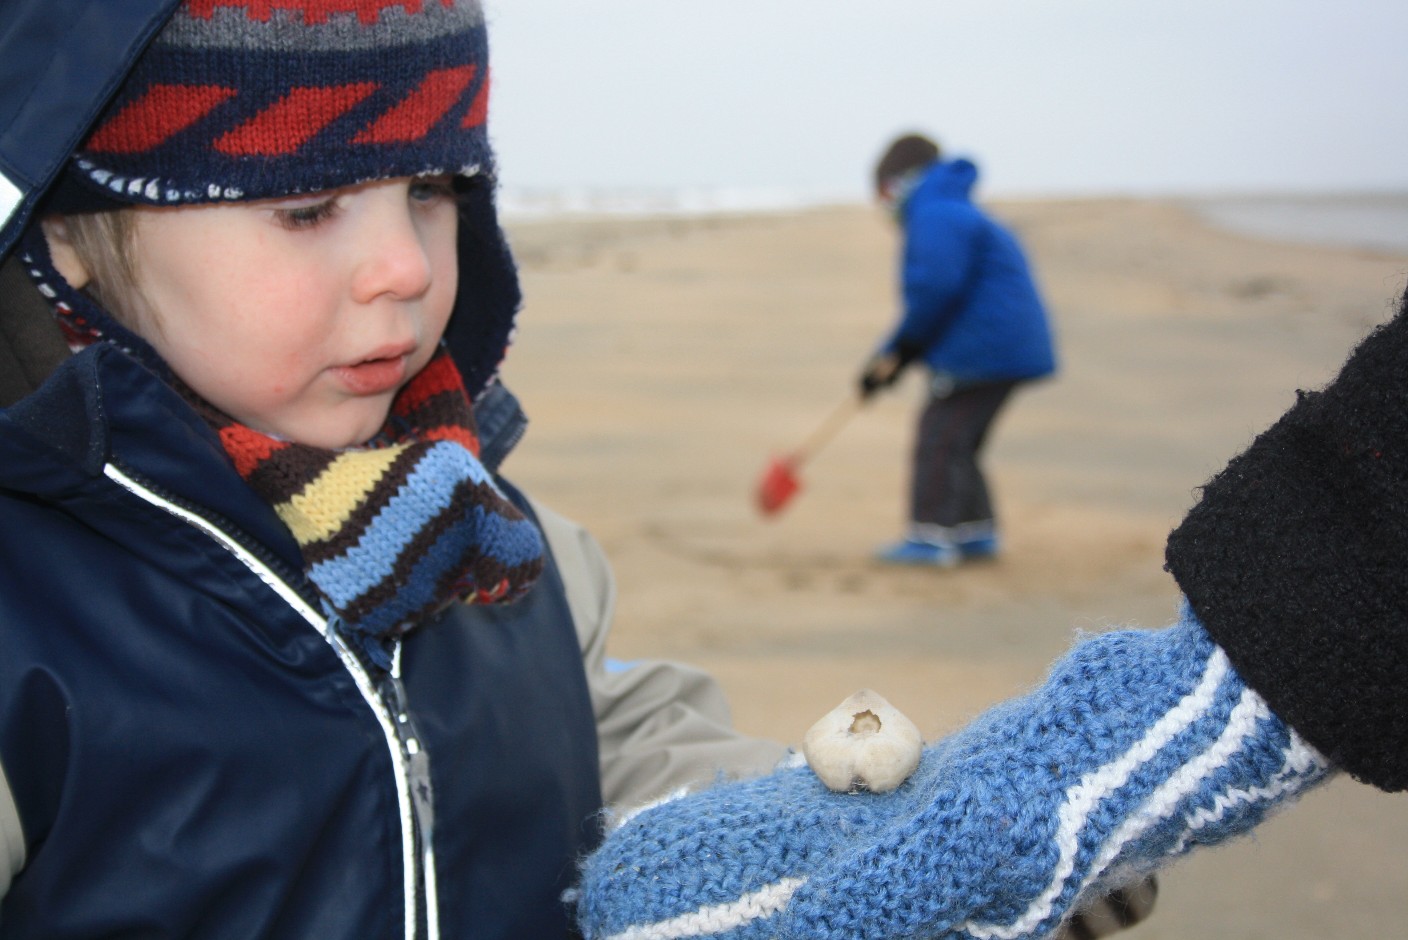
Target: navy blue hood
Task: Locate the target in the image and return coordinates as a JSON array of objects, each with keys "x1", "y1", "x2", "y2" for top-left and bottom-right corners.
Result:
[{"x1": 0, "y1": 1, "x2": 180, "y2": 263}]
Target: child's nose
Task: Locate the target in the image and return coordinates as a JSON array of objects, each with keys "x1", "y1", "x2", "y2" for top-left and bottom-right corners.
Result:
[{"x1": 352, "y1": 203, "x2": 436, "y2": 303}]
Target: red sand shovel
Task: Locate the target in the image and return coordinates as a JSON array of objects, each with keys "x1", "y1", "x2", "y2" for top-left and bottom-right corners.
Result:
[{"x1": 756, "y1": 395, "x2": 865, "y2": 516}]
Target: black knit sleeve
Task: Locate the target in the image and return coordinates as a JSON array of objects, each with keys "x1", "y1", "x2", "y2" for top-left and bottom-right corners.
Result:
[{"x1": 1165, "y1": 289, "x2": 1408, "y2": 793}]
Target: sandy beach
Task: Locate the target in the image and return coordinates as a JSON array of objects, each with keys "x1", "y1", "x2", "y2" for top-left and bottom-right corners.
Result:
[{"x1": 499, "y1": 198, "x2": 1408, "y2": 938}]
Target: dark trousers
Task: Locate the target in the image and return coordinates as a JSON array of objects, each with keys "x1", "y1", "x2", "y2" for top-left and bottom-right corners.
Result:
[{"x1": 910, "y1": 380, "x2": 1016, "y2": 530}]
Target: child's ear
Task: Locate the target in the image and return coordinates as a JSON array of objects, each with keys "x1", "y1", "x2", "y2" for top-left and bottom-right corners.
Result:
[{"x1": 39, "y1": 216, "x2": 93, "y2": 289}]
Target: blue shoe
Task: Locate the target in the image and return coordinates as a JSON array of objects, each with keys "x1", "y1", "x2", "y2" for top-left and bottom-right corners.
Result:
[
  {"x1": 956, "y1": 534, "x2": 1000, "y2": 561},
  {"x1": 874, "y1": 538, "x2": 960, "y2": 567}
]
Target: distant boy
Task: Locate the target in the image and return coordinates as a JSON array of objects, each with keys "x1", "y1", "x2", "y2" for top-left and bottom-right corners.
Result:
[{"x1": 860, "y1": 133, "x2": 1057, "y2": 567}]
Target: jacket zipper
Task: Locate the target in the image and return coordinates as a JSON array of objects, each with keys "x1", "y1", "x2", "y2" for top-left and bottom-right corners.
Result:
[
  {"x1": 382, "y1": 646, "x2": 441, "y2": 940},
  {"x1": 101, "y1": 462, "x2": 431, "y2": 940}
]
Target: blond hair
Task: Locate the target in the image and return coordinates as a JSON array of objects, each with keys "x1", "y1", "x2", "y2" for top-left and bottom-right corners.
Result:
[{"x1": 59, "y1": 210, "x2": 146, "y2": 329}]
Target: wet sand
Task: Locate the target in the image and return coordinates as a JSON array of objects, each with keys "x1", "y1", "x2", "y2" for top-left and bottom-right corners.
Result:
[{"x1": 501, "y1": 198, "x2": 1408, "y2": 938}]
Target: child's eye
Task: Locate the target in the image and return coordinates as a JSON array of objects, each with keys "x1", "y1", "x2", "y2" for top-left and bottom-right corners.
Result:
[
  {"x1": 409, "y1": 175, "x2": 457, "y2": 206},
  {"x1": 273, "y1": 196, "x2": 341, "y2": 230}
]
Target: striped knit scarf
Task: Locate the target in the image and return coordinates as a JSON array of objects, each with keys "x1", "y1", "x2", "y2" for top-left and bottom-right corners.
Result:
[{"x1": 214, "y1": 351, "x2": 545, "y2": 668}]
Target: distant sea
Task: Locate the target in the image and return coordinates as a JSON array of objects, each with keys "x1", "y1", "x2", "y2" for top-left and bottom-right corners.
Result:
[
  {"x1": 1184, "y1": 193, "x2": 1408, "y2": 255},
  {"x1": 500, "y1": 185, "x2": 1408, "y2": 256},
  {"x1": 498, "y1": 185, "x2": 841, "y2": 220}
]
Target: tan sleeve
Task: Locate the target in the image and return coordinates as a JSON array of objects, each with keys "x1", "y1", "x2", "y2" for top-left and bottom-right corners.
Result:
[
  {"x1": 529, "y1": 498, "x2": 788, "y2": 809},
  {"x1": 0, "y1": 759, "x2": 24, "y2": 902}
]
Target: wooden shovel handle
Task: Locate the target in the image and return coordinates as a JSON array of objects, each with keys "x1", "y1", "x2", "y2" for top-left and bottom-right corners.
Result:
[{"x1": 790, "y1": 395, "x2": 864, "y2": 466}]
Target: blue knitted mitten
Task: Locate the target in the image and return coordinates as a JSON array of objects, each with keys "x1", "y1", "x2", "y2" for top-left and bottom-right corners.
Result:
[{"x1": 575, "y1": 610, "x2": 1331, "y2": 940}]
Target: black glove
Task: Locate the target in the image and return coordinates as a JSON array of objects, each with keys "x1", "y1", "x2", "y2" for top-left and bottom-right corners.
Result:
[
  {"x1": 858, "y1": 340, "x2": 922, "y2": 399},
  {"x1": 1166, "y1": 292, "x2": 1408, "y2": 792},
  {"x1": 858, "y1": 353, "x2": 902, "y2": 398}
]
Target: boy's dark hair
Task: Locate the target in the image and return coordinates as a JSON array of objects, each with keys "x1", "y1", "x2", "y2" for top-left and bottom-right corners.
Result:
[{"x1": 873, "y1": 133, "x2": 942, "y2": 196}]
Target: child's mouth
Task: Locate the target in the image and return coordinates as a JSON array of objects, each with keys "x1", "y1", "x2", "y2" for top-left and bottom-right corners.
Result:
[{"x1": 332, "y1": 354, "x2": 409, "y2": 396}]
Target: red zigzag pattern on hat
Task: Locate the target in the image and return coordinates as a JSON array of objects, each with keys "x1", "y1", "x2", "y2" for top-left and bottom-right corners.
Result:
[
  {"x1": 184, "y1": 0, "x2": 454, "y2": 26},
  {"x1": 86, "y1": 66, "x2": 488, "y2": 156}
]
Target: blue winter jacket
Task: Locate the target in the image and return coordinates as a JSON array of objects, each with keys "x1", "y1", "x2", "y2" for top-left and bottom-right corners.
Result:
[
  {"x1": 0, "y1": 343, "x2": 603, "y2": 938},
  {"x1": 883, "y1": 159, "x2": 1057, "y2": 386}
]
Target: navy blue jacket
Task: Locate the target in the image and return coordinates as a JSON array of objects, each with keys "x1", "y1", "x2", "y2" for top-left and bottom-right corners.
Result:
[
  {"x1": 883, "y1": 159, "x2": 1057, "y2": 386},
  {"x1": 0, "y1": 344, "x2": 602, "y2": 938}
]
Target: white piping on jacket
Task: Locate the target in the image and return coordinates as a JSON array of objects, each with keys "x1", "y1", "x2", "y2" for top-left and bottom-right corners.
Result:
[
  {"x1": 0, "y1": 760, "x2": 24, "y2": 898},
  {"x1": 391, "y1": 644, "x2": 442, "y2": 940},
  {"x1": 0, "y1": 171, "x2": 21, "y2": 237},
  {"x1": 103, "y1": 463, "x2": 427, "y2": 940}
]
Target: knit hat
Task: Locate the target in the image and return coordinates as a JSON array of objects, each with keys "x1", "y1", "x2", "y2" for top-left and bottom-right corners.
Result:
[
  {"x1": 59, "y1": 0, "x2": 493, "y2": 209},
  {"x1": 46, "y1": 0, "x2": 518, "y2": 401}
]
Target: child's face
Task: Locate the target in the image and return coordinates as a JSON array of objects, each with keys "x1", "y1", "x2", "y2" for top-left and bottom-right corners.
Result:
[{"x1": 76, "y1": 176, "x2": 459, "y2": 448}]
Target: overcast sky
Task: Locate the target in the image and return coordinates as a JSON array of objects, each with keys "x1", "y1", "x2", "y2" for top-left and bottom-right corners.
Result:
[{"x1": 485, "y1": 1, "x2": 1408, "y2": 201}]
